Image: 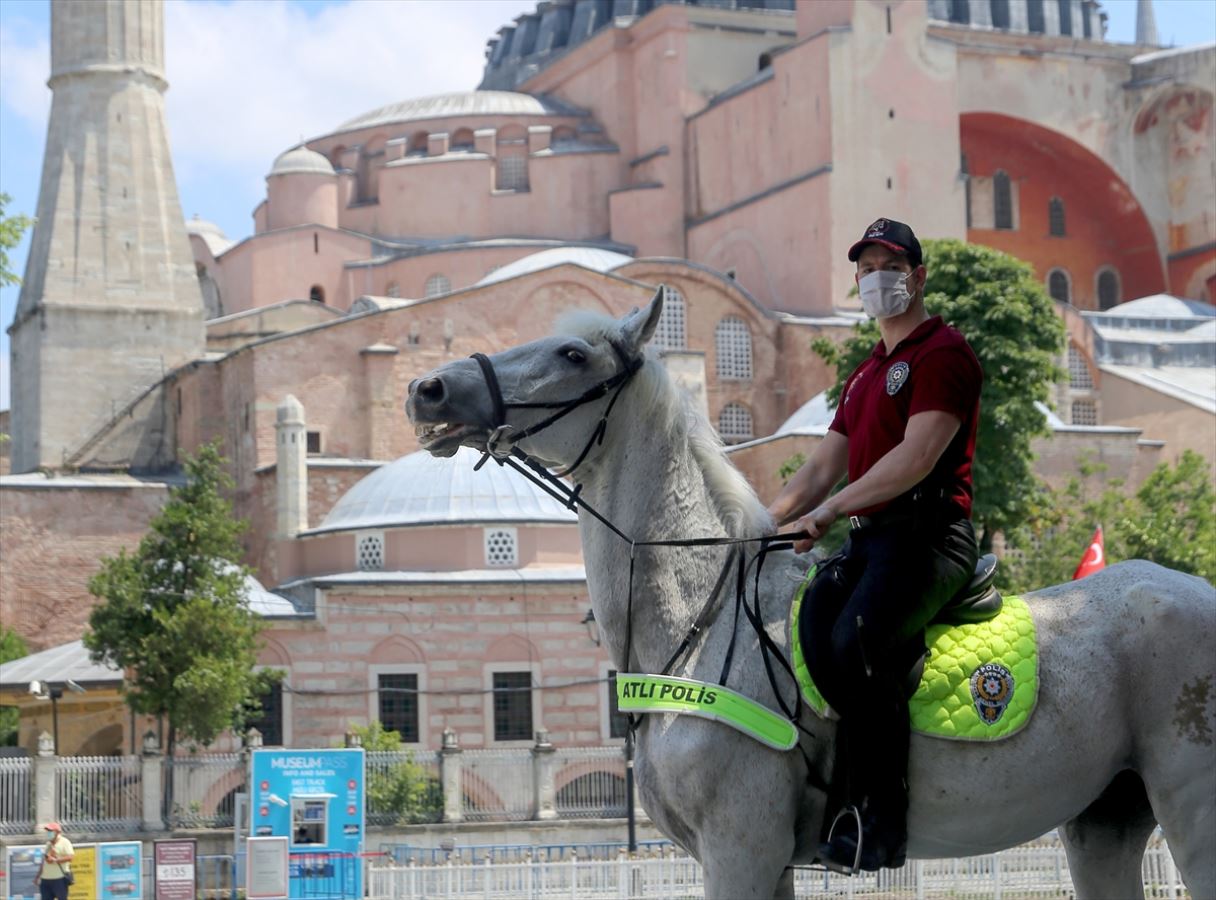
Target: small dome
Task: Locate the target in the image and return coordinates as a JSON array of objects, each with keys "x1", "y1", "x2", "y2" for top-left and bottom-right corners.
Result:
[
  {"x1": 312, "y1": 447, "x2": 578, "y2": 534},
  {"x1": 185, "y1": 215, "x2": 234, "y2": 255},
  {"x1": 476, "y1": 246, "x2": 633, "y2": 287},
  {"x1": 269, "y1": 145, "x2": 335, "y2": 177}
]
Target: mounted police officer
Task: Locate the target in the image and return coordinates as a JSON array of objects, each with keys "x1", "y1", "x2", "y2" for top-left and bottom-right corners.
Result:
[{"x1": 768, "y1": 218, "x2": 982, "y2": 872}]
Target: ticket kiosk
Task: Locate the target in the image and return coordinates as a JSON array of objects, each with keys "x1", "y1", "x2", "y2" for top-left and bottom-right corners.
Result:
[{"x1": 249, "y1": 749, "x2": 365, "y2": 898}]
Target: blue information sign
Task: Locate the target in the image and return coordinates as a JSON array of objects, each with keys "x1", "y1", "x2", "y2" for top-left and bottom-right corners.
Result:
[
  {"x1": 4, "y1": 845, "x2": 44, "y2": 900},
  {"x1": 97, "y1": 841, "x2": 143, "y2": 900},
  {"x1": 249, "y1": 749, "x2": 365, "y2": 899}
]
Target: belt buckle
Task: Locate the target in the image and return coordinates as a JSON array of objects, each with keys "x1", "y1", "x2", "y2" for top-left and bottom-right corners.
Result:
[{"x1": 849, "y1": 515, "x2": 862, "y2": 530}]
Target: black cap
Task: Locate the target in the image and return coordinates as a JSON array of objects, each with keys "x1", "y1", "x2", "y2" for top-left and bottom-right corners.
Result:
[{"x1": 847, "y1": 218, "x2": 923, "y2": 268}]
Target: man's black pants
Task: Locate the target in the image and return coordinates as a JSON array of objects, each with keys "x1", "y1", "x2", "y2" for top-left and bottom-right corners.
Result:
[{"x1": 803, "y1": 514, "x2": 978, "y2": 819}]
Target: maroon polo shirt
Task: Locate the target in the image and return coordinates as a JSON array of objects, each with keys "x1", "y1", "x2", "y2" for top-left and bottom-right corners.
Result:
[{"x1": 829, "y1": 316, "x2": 982, "y2": 519}]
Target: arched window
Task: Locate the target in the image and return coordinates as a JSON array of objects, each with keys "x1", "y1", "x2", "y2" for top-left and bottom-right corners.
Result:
[
  {"x1": 496, "y1": 125, "x2": 529, "y2": 191},
  {"x1": 550, "y1": 126, "x2": 578, "y2": 149},
  {"x1": 1097, "y1": 268, "x2": 1120, "y2": 310},
  {"x1": 424, "y1": 274, "x2": 451, "y2": 298},
  {"x1": 309, "y1": 284, "x2": 325, "y2": 303},
  {"x1": 1067, "y1": 344, "x2": 1094, "y2": 390},
  {"x1": 1027, "y1": 0, "x2": 1045, "y2": 33},
  {"x1": 1047, "y1": 269, "x2": 1071, "y2": 303},
  {"x1": 386, "y1": 281, "x2": 400, "y2": 298},
  {"x1": 717, "y1": 403, "x2": 753, "y2": 444},
  {"x1": 993, "y1": 170, "x2": 1013, "y2": 230},
  {"x1": 1070, "y1": 399, "x2": 1097, "y2": 426},
  {"x1": 406, "y1": 131, "x2": 429, "y2": 157},
  {"x1": 1048, "y1": 197, "x2": 1066, "y2": 236},
  {"x1": 651, "y1": 286, "x2": 687, "y2": 351},
  {"x1": 714, "y1": 317, "x2": 753, "y2": 381},
  {"x1": 450, "y1": 128, "x2": 475, "y2": 152},
  {"x1": 949, "y1": 0, "x2": 970, "y2": 24},
  {"x1": 990, "y1": 0, "x2": 1011, "y2": 29},
  {"x1": 1057, "y1": 0, "x2": 1073, "y2": 35}
]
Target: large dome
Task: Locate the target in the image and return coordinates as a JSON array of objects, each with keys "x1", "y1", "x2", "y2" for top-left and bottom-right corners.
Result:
[
  {"x1": 336, "y1": 90, "x2": 581, "y2": 134},
  {"x1": 312, "y1": 447, "x2": 578, "y2": 534}
]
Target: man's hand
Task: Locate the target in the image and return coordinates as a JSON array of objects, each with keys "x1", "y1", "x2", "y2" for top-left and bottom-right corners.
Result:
[{"x1": 792, "y1": 504, "x2": 838, "y2": 554}]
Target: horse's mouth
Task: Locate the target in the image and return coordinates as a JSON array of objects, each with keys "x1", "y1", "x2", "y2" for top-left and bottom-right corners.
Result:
[{"x1": 414, "y1": 420, "x2": 485, "y2": 456}]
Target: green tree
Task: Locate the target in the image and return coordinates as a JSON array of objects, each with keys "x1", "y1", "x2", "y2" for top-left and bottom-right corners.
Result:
[
  {"x1": 84, "y1": 442, "x2": 275, "y2": 756},
  {"x1": 0, "y1": 193, "x2": 34, "y2": 286},
  {"x1": 0, "y1": 628, "x2": 30, "y2": 746},
  {"x1": 813, "y1": 239, "x2": 1065, "y2": 549},
  {"x1": 351, "y1": 721, "x2": 443, "y2": 825},
  {"x1": 1122, "y1": 450, "x2": 1216, "y2": 580}
]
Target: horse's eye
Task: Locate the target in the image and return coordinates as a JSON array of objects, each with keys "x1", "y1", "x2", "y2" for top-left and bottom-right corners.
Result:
[{"x1": 563, "y1": 348, "x2": 586, "y2": 364}]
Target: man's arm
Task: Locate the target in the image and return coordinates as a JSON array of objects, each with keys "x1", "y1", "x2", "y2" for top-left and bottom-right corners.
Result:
[
  {"x1": 792, "y1": 410, "x2": 960, "y2": 551},
  {"x1": 767, "y1": 429, "x2": 849, "y2": 526}
]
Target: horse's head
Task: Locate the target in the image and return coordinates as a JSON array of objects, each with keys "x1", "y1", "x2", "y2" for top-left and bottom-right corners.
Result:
[{"x1": 406, "y1": 288, "x2": 664, "y2": 467}]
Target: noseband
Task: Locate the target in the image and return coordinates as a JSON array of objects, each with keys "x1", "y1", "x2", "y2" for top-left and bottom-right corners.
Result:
[{"x1": 469, "y1": 341, "x2": 642, "y2": 479}]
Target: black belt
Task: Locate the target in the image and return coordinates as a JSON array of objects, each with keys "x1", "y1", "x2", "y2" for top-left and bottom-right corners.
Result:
[{"x1": 848, "y1": 510, "x2": 914, "y2": 531}]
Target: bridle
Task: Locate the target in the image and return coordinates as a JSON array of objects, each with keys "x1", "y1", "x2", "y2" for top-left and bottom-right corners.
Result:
[{"x1": 466, "y1": 344, "x2": 818, "y2": 751}]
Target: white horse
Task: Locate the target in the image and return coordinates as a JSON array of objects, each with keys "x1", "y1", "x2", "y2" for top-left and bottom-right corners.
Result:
[{"x1": 406, "y1": 292, "x2": 1216, "y2": 899}]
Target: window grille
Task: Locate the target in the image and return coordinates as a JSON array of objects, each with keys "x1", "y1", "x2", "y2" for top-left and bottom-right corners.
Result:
[
  {"x1": 990, "y1": 0, "x2": 1011, "y2": 28},
  {"x1": 714, "y1": 317, "x2": 753, "y2": 380},
  {"x1": 424, "y1": 274, "x2": 451, "y2": 298},
  {"x1": 717, "y1": 403, "x2": 754, "y2": 444},
  {"x1": 357, "y1": 533, "x2": 384, "y2": 571},
  {"x1": 378, "y1": 673, "x2": 419, "y2": 743},
  {"x1": 1048, "y1": 197, "x2": 1066, "y2": 236},
  {"x1": 993, "y1": 170, "x2": 1013, "y2": 230},
  {"x1": 484, "y1": 528, "x2": 518, "y2": 567},
  {"x1": 496, "y1": 154, "x2": 529, "y2": 191},
  {"x1": 1071, "y1": 399, "x2": 1097, "y2": 426},
  {"x1": 247, "y1": 682, "x2": 283, "y2": 746},
  {"x1": 493, "y1": 672, "x2": 533, "y2": 741},
  {"x1": 1047, "y1": 270, "x2": 1070, "y2": 304},
  {"x1": 1027, "y1": 0, "x2": 1045, "y2": 33},
  {"x1": 1068, "y1": 345, "x2": 1094, "y2": 390},
  {"x1": 652, "y1": 286, "x2": 687, "y2": 351},
  {"x1": 607, "y1": 670, "x2": 629, "y2": 739},
  {"x1": 1097, "y1": 269, "x2": 1120, "y2": 310}
]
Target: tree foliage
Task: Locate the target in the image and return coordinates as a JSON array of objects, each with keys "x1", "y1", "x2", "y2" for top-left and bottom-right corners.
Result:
[
  {"x1": 0, "y1": 628, "x2": 29, "y2": 746},
  {"x1": 0, "y1": 193, "x2": 33, "y2": 287},
  {"x1": 813, "y1": 239, "x2": 1066, "y2": 546},
  {"x1": 999, "y1": 451, "x2": 1215, "y2": 592},
  {"x1": 351, "y1": 721, "x2": 443, "y2": 825},
  {"x1": 84, "y1": 442, "x2": 274, "y2": 754}
]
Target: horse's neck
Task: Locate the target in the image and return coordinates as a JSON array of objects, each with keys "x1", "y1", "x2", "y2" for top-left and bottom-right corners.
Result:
[{"x1": 578, "y1": 422, "x2": 732, "y2": 673}]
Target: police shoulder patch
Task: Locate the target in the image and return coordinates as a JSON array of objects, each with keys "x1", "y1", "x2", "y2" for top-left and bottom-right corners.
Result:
[{"x1": 885, "y1": 361, "x2": 910, "y2": 396}]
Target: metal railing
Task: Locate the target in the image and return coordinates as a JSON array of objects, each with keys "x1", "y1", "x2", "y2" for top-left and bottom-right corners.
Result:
[
  {"x1": 366, "y1": 834, "x2": 1188, "y2": 899},
  {"x1": 55, "y1": 755, "x2": 142, "y2": 833},
  {"x1": 0, "y1": 756, "x2": 34, "y2": 834},
  {"x1": 553, "y1": 747, "x2": 627, "y2": 819},
  {"x1": 364, "y1": 750, "x2": 443, "y2": 826},
  {"x1": 165, "y1": 752, "x2": 244, "y2": 828},
  {"x1": 459, "y1": 749, "x2": 533, "y2": 821}
]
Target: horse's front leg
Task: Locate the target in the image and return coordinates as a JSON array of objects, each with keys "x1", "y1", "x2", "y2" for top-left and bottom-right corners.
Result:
[{"x1": 701, "y1": 838, "x2": 794, "y2": 900}]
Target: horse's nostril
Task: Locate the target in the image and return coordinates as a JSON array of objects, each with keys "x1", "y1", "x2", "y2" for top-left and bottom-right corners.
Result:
[{"x1": 417, "y1": 377, "x2": 445, "y2": 404}]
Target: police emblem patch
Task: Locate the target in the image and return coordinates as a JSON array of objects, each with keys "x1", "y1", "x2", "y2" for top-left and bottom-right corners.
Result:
[
  {"x1": 970, "y1": 663, "x2": 1015, "y2": 725},
  {"x1": 885, "y1": 361, "x2": 910, "y2": 396}
]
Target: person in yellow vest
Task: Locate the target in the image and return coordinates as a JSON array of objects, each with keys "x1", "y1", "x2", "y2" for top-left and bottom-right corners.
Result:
[{"x1": 33, "y1": 822, "x2": 74, "y2": 900}]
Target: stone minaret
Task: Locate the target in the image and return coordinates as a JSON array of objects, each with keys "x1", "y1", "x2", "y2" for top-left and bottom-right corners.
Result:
[
  {"x1": 1135, "y1": 0, "x2": 1159, "y2": 46},
  {"x1": 7, "y1": 0, "x2": 203, "y2": 473},
  {"x1": 275, "y1": 395, "x2": 308, "y2": 539}
]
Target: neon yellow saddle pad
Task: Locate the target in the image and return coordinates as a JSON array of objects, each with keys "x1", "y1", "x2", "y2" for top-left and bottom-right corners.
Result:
[{"x1": 791, "y1": 568, "x2": 1039, "y2": 741}]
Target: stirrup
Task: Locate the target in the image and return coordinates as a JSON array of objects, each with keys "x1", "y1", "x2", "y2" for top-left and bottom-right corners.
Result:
[{"x1": 819, "y1": 804, "x2": 864, "y2": 876}]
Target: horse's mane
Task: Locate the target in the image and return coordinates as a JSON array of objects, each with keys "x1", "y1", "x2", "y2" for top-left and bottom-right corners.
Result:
[{"x1": 557, "y1": 310, "x2": 773, "y2": 538}]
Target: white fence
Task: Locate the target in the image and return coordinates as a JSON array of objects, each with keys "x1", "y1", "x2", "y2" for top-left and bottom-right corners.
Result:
[
  {"x1": 165, "y1": 752, "x2": 244, "y2": 828},
  {"x1": 367, "y1": 836, "x2": 1187, "y2": 900},
  {"x1": 0, "y1": 757, "x2": 33, "y2": 835},
  {"x1": 553, "y1": 747, "x2": 627, "y2": 819},
  {"x1": 55, "y1": 755, "x2": 142, "y2": 833},
  {"x1": 461, "y1": 749, "x2": 534, "y2": 821}
]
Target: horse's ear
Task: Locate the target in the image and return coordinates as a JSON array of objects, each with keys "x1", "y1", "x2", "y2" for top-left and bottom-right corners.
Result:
[{"x1": 620, "y1": 287, "x2": 665, "y2": 352}]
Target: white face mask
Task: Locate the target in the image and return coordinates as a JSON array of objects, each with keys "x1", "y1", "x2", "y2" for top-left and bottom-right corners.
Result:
[{"x1": 858, "y1": 270, "x2": 915, "y2": 319}]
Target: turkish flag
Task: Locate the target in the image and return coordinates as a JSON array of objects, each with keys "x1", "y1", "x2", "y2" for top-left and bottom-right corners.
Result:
[{"x1": 1073, "y1": 526, "x2": 1106, "y2": 580}]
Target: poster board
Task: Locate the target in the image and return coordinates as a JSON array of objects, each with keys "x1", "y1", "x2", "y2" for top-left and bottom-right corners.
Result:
[
  {"x1": 153, "y1": 839, "x2": 196, "y2": 900},
  {"x1": 245, "y1": 837, "x2": 289, "y2": 900},
  {"x1": 96, "y1": 841, "x2": 143, "y2": 900},
  {"x1": 4, "y1": 845, "x2": 43, "y2": 900},
  {"x1": 69, "y1": 844, "x2": 99, "y2": 900}
]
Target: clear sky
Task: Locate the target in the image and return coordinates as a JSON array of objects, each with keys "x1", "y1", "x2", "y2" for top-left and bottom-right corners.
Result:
[{"x1": 1, "y1": 0, "x2": 1214, "y2": 410}]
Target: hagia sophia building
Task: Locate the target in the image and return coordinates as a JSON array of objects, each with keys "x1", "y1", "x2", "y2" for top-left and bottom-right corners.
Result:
[{"x1": 0, "y1": 0, "x2": 1212, "y2": 759}]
